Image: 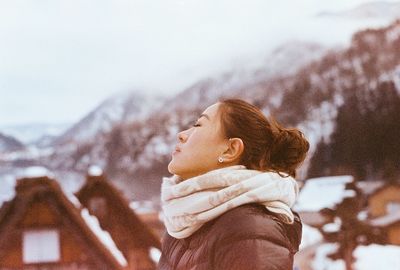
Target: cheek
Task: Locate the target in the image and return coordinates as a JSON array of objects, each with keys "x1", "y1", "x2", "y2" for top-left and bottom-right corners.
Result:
[
  {"x1": 186, "y1": 131, "x2": 220, "y2": 155},
  {"x1": 169, "y1": 131, "x2": 221, "y2": 171}
]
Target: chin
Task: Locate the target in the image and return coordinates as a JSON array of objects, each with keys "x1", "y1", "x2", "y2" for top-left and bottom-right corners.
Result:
[{"x1": 167, "y1": 160, "x2": 179, "y2": 175}]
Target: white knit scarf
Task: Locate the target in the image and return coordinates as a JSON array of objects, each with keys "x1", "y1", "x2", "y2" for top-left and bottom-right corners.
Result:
[{"x1": 161, "y1": 165, "x2": 299, "y2": 239}]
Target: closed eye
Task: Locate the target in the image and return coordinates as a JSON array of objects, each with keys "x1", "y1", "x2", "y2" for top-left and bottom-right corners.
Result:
[{"x1": 193, "y1": 123, "x2": 201, "y2": 127}]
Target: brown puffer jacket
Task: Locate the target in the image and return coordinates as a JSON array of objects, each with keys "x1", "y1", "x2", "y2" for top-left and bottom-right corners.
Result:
[{"x1": 157, "y1": 203, "x2": 302, "y2": 270}]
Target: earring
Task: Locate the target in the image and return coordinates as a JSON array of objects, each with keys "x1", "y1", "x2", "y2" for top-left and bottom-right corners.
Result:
[{"x1": 218, "y1": 157, "x2": 224, "y2": 163}]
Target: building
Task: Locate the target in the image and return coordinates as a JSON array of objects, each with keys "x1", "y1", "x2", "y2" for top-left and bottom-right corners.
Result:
[
  {"x1": 293, "y1": 175, "x2": 355, "y2": 228},
  {"x1": 0, "y1": 175, "x2": 126, "y2": 270},
  {"x1": 367, "y1": 182, "x2": 400, "y2": 218},
  {"x1": 76, "y1": 173, "x2": 161, "y2": 270},
  {"x1": 366, "y1": 181, "x2": 400, "y2": 245}
]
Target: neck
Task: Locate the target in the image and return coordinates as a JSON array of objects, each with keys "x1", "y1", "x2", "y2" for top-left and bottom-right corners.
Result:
[{"x1": 177, "y1": 163, "x2": 242, "y2": 181}]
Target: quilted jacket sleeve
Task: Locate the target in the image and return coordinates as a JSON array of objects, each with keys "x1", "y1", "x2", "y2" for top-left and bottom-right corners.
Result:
[{"x1": 211, "y1": 205, "x2": 302, "y2": 270}]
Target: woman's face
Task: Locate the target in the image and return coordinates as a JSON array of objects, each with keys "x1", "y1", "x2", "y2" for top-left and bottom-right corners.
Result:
[{"x1": 168, "y1": 103, "x2": 229, "y2": 180}]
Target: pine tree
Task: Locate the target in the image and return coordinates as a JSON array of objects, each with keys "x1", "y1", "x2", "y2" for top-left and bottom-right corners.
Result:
[{"x1": 308, "y1": 80, "x2": 400, "y2": 180}]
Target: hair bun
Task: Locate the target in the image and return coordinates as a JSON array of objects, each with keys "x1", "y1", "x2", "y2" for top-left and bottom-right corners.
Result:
[{"x1": 269, "y1": 128, "x2": 310, "y2": 177}]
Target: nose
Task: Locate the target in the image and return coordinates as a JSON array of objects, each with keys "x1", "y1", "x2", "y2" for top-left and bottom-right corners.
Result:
[{"x1": 178, "y1": 129, "x2": 188, "y2": 143}]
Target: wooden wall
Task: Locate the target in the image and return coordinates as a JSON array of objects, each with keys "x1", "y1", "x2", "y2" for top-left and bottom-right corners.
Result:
[
  {"x1": 387, "y1": 224, "x2": 400, "y2": 245},
  {"x1": 368, "y1": 185, "x2": 400, "y2": 217}
]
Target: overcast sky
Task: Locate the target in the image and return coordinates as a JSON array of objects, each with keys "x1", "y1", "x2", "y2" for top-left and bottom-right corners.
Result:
[{"x1": 0, "y1": 0, "x2": 398, "y2": 127}]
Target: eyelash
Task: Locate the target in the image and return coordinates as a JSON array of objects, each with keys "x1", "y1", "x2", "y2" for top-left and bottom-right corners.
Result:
[{"x1": 193, "y1": 123, "x2": 201, "y2": 127}]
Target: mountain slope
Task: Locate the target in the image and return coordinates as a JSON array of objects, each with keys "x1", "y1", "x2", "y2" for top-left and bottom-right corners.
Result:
[
  {"x1": 0, "y1": 133, "x2": 25, "y2": 152},
  {"x1": 51, "y1": 91, "x2": 165, "y2": 146},
  {"x1": 318, "y1": 1, "x2": 400, "y2": 20}
]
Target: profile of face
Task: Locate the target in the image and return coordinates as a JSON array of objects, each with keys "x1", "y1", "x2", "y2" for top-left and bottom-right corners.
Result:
[{"x1": 168, "y1": 103, "x2": 242, "y2": 180}]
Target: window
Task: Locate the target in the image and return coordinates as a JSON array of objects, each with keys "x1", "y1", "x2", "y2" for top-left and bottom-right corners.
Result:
[{"x1": 23, "y1": 229, "x2": 60, "y2": 263}]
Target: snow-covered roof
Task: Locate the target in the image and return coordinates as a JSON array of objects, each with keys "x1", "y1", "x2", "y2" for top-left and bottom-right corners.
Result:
[
  {"x1": 0, "y1": 174, "x2": 16, "y2": 208},
  {"x1": 149, "y1": 247, "x2": 161, "y2": 264},
  {"x1": 88, "y1": 165, "x2": 103, "y2": 176},
  {"x1": 356, "y1": 181, "x2": 385, "y2": 196},
  {"x1": 66, "y1": 193, "x2": 82, "y2": 208},
  {"x1": 370, "y1": 211, "x2": 400, "y2": 227},
  {"x1": 81, "y1": 209, "x2": 127, "y2": 267},
  {"x1": 354, "y1": 244, "x2": 400, "y2": 270},
  {"x1": 0, "y1": 167, "x2": 52, "y2": 207},
  {"x1": 357, "y1": 210, "x2": 368, "y2": 221},
  {"x1": 17, "y1": 166, "x2": 54, "y2": 179},
  {"x1": 322, "y1": 217, "x2": 342, "y2": 233},
  {"x1": 294, "y1": 175, "x2": 354, "y2": 212},
  {"x1": 129, "y1": 200, "x2": 157, "y2": 214}
]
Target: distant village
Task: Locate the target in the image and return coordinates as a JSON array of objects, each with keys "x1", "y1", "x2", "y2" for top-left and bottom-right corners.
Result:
[
  {"x1": 0, "y1": 166, "x2": 399, "y2": 270},
  {"x1": 294, "y1": 175, "x2": 400, "y2": 270}
]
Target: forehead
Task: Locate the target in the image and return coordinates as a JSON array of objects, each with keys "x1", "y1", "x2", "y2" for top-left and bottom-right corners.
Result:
[{"x1": 202, "y1": 103, "x2": 220, "y2": 119}]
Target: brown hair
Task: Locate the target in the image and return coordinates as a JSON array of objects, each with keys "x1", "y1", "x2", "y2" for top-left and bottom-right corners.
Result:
[{"x1": 218, "y1": 99, "x2": 309, "y2": 177}]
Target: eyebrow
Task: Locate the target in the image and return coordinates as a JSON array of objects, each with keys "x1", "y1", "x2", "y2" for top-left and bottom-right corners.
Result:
[{"x1": 198, "y1": 113, "x2": 210, "y2": 120}]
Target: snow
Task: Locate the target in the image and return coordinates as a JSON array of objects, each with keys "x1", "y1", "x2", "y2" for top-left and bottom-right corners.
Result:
[
  {"x1": 0, "y1": 123, "x2": 71, "y2": 145},
  {"x1": 295, "y1": 100, "x2": 339, "y2": 179},
  {"x1": 299, "y1": 223, "x2": 323, "y2": 250},
  {"x1": 320, "y1": 2, "x2": 400, "y2": 20},
  {"x1": 343, "y1": 189, "x2": 356, "y2": 197},
  {"x1": 312, "y1": 243, "x2": 345, "y2": 270},
  {"x1": 130, "y1": 200, "x2": 157, "y2": 214},
  {"x1": 357, "y1": 210, "x2": 368, "y2": 221},
  {"x1": 394, "y1": 65, "x2": 400, "y2": 93},
  {"x1": 356, "y1": 181, "x2": 385, "y2": 196},
  {"x1": 387, "y1": 24, "x2": 400, "y2": 43},
  {"x1": 149, "y1": 247, "x2": 161, "y2": 263},
  {"x1": 294, "y1": 175, "x2": 354, "y2": 212},
  {"x1": 0, "y1": 146, "x2": 55, "y2": 162},
  {"x1": 370, "y1": 211, "x2": 400, "y2": 227},
  {"x1": 80, "y1": 209, "x2": 127, "y2": 267},
  {"x1": 66, "y1": 194, "x2": 82, "y2": 208},
  {"x1": 56, "y1": 92, "x2": 165, "y2": 145},
  {"x1": 322, "y1": 217, "x2": 342, "y2": 233},
  {"x1": 354, "y1": 244, "x2": 400, "y2": 270},
  {"x1": 311, "y1": 243, "x2": 400, "y2": 270},
  {"x1": 88, "y1": 165, "x2": 103, "y2": 176},
  {"x1": 0, "y1": 174, "x2": 16, "y2": 207},
  {"x1": 17, "y1": 166, "x2": 54, "y2": 179}
]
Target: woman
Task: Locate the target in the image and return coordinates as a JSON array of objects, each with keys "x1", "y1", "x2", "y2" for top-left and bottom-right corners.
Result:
[{"x1": 158, "y1": 99, "x2": 309, "y2": 270}]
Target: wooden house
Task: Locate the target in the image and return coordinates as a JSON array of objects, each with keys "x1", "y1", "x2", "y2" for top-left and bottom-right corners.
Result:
[
  {"x1": 75, "y1": 173, "x2": 161, "y2": 270},
  {"x1": 367, "y1": 182, "x2": 400, "y2": 218},
  {"x1": 370, "y1": 212, "x2": 400, "y2": 245},
  {"x1": 294, "y1": 175, "x2": 354, "y2": 228},
  {"x1": 366, "y1": 181, "x2": 400, "y2": 245},
  {"x1": 0, "y1": 175, "x2": 126, "y2": 270}
]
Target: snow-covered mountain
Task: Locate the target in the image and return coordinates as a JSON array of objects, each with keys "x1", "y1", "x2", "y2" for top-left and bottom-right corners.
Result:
[
  {"x1": 50, "y1": 91, "x2": 166, "y2": 146},
  {"x1": 0, "y1": 123, "x2": 70, "y2": 145},
  {"x1": 318, "y1": 1, "x2": 400, "y2": 20},
  {"x1": 0, "y1": 132, "x2": 25, "y2": 152}
]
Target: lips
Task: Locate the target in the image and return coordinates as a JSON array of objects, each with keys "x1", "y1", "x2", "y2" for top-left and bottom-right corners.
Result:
[{"x1": 172, "y1": 146, "x2": 181, "y2": 155}]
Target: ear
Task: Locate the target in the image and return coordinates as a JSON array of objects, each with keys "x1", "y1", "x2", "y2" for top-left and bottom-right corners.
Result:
[{"x1": 221, "y1": 138, "x2": 244, "y2": 164}]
